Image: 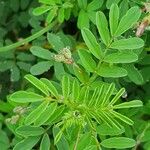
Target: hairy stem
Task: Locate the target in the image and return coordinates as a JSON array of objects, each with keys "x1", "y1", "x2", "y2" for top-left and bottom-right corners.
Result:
[{"x1": 0, "y1": 21, "x2": 57, "y2": 52}]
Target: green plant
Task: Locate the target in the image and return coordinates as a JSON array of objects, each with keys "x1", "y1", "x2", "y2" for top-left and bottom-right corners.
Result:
[
  {"x1": 0, "y1": 0, "x2": 150, "y2": 150},
  {"x1": 8, "y1": 74, "x2": 143, "y2": 150}
]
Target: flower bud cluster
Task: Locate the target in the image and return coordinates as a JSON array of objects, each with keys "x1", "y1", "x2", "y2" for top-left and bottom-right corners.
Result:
[
  {"x1": 54, "y1": 46, "x2": 73, "y2": 64},
  {"x1": 5, "y1": 106, "x2": 28, "y2": 124},
  {"x1": 5, "y1": 115, "x2": 20, "y2": 125}
]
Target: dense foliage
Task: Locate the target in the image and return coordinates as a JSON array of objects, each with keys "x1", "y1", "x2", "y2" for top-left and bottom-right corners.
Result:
[{"x1": 0, "y1": 0, "x2": 150, "y2": 149}]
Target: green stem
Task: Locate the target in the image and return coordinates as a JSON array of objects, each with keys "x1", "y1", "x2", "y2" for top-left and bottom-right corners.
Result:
[
  {"x1": 133, "y1": 123, "x2": 150, "y2": 150},
  {"x1": 74, "y1": 127, "x2": 81, "y2": 150},
  {"x1": 0, "y1": 21, "x2": 57, "y2": 52}
]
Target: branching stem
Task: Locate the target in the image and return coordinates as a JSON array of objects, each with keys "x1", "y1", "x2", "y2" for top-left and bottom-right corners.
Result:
[{"x1": 0, "y1": 21, "x2": 57, "y2": 52}]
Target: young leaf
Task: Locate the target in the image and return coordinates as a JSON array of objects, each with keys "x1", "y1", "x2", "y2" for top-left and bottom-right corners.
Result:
[
  {"x1": 78, "y1": 86, "x2": 88, "y2": 103},
  {"x1": 30, "y1": 61, "x2": 53, "y2": 75},
  {"x1": 33, "y1": 5, "x2": 51, "y2": 16},
  {"x1": 115, "y1": 6, "x2": 141, "y2": 36},
  {"x1": 110, "y1": 88, "x2": 125, "y2": 105},
  {"x1": 83, "y1": 86, "x2": 90, "y2": 104},
  {"x1": 98, "y1": 111, "x2": 119, "y2": 129},
  {"x1": 81, "y1": 28, "x2": 103, "y2": 59},
  {"x1": 104, "y1": 51, "x2": 138, "y2": 63},
  {"x1": 111, "y1": 111, "x2": 134, "y2": 125},
  {"x1": 13, "y1": 136, "x2": 40, "y2": 150},
  {"x1": 10, "y1": 91, "x2": 44, "y2": 103},
  {"x1": 41, "y1": 78, "x2": 59, "y2": 98},
  {"x1": 101, "y1": 137, "x2": 136, "y2": 149},
  {"x1": 34, "y1": 102, "x2": 57, "y2": 126},
  {"x1": 88, "y1": 86, "x2": 104, "y2": 107},
  {"x1": 113, "y1": 100, "x2": 143, "y2": 109},
  {"x1": 78, "y1": 49, "x2": 96, "y2": 72},
  {"x1": 97, "y1": 64, "x2": 127, "y2": 78},
  {"x1": 62, "y1": 75, "x2": 70, "y2": 100},
  {"x1": 101, "y1": 83, "x2": 115, "y2": 106},
  {"x1": 40, "y1": 133, "x2": 50, "y2": 150},
  {"x1": 30, "y1": 46, "x2": 52, "y2": 60},
  {"x1": 25, "y1": 74, "x2": 49, "y2": 96},
  {"x1": 25, "y1": 101, "x2": 49, "y2": 125},
  {"x1": 110, "y1": 37, "x2": 144, "y2": 50},
  {"x1": 71, "y1": 79, "x2": 80, "y2": 101},
  {"x1": 16, "y1": 125, "x2": 45, "y2": 137},
  {"x1": 109, "y1": 4, "x2": 119, "y2": 36},
  {"x1": 96, "y1": 11, "x2": 111, "y2": 46}
]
